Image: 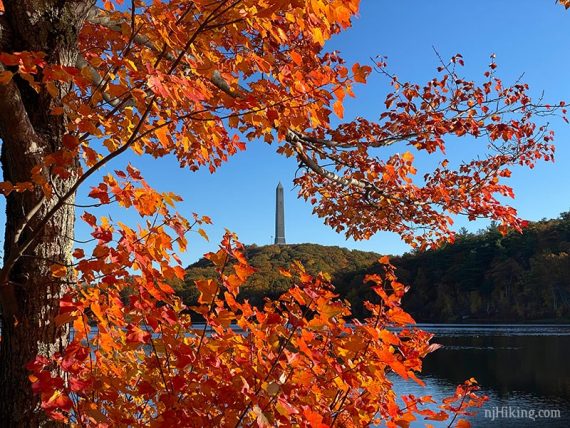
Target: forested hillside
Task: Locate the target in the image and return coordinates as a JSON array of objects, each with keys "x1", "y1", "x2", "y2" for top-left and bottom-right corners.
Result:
[
  {"x1": 342, "y1": 212, "x2": 570, "y2": 322},
  {"x1": 179, "y1": 212, "x2": 570, "y2": 322},
  {"x1": 176, "y1": 244, "x2": 380, "y2": 308}
]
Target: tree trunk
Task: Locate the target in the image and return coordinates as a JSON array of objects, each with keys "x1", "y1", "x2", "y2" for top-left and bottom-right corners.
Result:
[
  {"x1": 0, "y1": 1, "x2": 94, "y2": 425},
  {"x1": 0, "y1": 185, "x2": 76, "y2": 427}
]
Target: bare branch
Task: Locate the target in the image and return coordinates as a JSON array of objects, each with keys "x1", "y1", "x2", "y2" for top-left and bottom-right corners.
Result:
[
  {"x1": 287, "y1": 130, "x2": 366, "y2": 190},
  {"x1": 288, "y1": 129, "x2": 412, "y2": 149}
]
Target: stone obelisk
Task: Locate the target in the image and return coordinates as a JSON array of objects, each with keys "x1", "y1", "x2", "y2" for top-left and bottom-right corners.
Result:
[{"x1": 274, "y1": 182, "x2": 286, "y2": 245}]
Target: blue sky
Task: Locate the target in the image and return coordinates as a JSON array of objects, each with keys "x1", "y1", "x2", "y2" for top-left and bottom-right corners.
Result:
[
  {"x1": 157, "y1": 1, "x2": 570, "y2": 263},
  {"x1": 3, "y1": 1, "x2": 570, "y2": 266}
]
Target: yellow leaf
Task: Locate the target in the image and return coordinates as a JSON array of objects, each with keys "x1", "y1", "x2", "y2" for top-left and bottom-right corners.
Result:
[
  {"x1": 312, "y1": 27, "x2": 325, "y2": 46},
  {"x1": 197, "y1": 228, "x2": 209, "y2": 241},
  {"x1": 402, "y1": 151, "x2": 414, "y2": 163}
]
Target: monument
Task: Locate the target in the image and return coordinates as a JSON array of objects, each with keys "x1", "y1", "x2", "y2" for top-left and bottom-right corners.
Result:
[{"x1": 274, "y1": 182, "x2": 286, "y2": 245}]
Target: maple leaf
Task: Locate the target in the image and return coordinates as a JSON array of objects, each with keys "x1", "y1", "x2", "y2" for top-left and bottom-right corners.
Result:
[
  {"x1": 195, "y1": 279, "x2": 218, "y2": 304},
  {"x1": 50, "y1": 264, "x2": 67, "y2": 278},
  {"x1": 333, "y1": 100, "x2": 344, "y2": 119},
  {"x1": 352, "y1": 63, "x2": 372, "y2": 83}
]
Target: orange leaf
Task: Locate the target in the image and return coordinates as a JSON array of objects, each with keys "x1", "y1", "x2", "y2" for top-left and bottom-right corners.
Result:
[
  {"x1": 333, "y1": 100, "x2": 344, "y2": 119},
  {"x1": 72, "y1": 248, "x2": 85, "y2": 259},
  {"x1": 206, "y1": 250, "x2": 227, "y2": 267},
  {"x1": 0, "y1": 70, "x2": 13, "y2": 84},
  {"x1": 303, "y1": 408, "x2": 328, "y2": 428},
  {"x1": 290, "y1": 51, "x2": 303, "y2": 66},
  {"x1": 352, "y1": 63, "x2": 372, "y2": 84},
  {"x1": 50, "y1": 264, "x2": 67, "y2": 278},
  {"x1": 195, "y1": 279, "x2": 218, "y2": 304},
  {"x1": 388, "y1": 307, "x2": 415, "y2": 325},
  {"x1": 234, "y1": 263, "x2": 254, "y2": 281},
  {"x1": 0, "y1": 181, "x2": 13, "y2": 195},
  {"x1": 379, "y1": 329, "x2": 400, "y2": 345},
  {"x1": 155, "y1": 126, "x2": 169, "y2": 148},
  {"x1": 126, "y1": 325, "x2": 150, "y2": 344}
]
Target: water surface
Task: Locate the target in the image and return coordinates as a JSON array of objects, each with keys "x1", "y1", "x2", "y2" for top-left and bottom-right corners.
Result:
[{"x1": 391, "y1": 324, "x2": 570, "y2": 427}]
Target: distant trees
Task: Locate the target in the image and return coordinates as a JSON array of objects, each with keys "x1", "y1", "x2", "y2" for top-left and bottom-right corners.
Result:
[
  {"x1": 379, "y1": 213, "x2": 570, "y2": 322},
  {"x1": 181, "y1": 212, "x2": 570, "y2": 323}
]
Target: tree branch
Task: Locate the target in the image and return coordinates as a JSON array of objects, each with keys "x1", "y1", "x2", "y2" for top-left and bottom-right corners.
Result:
[
  {"x1": 76, "y1": 54, "x2": 130, "y2": 107},
  {"x1": 287, "y1": 130, "x2": 366, "y2": 190},
  {"x1": 83, "y1": 6, "x2": 248, "y2": 100}
]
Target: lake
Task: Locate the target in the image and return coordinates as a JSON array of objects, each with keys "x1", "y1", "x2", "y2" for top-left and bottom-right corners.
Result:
[{"x1": 391, "y1": 324, "x2": 570, "y2": 427}]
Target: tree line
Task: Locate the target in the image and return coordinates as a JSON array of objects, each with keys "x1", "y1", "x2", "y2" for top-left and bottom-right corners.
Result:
[{"x1": 180, "y1": 211, "x2": 570, "y2": 323}]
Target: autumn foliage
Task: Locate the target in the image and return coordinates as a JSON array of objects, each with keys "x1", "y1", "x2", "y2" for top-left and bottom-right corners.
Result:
[
  {"x1": 0, "y1": 0, "x2": 564, "y2": 426},
  {"x1": 29, "y1": 233, "x2": 486, "y2": 426}
]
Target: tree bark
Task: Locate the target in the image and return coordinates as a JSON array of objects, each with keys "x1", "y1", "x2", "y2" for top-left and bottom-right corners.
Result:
[{"x1": 0, "y1": 1, "x2": 94, "y2": 425}]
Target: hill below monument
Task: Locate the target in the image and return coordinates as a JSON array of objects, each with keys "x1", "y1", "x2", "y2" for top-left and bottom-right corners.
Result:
[
  {"x1": 175, "y1": 211, "x2": 570, "y2": 323},
  {"x1": 174, "y1": 243, "x2": 381, "y2": 308}
]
